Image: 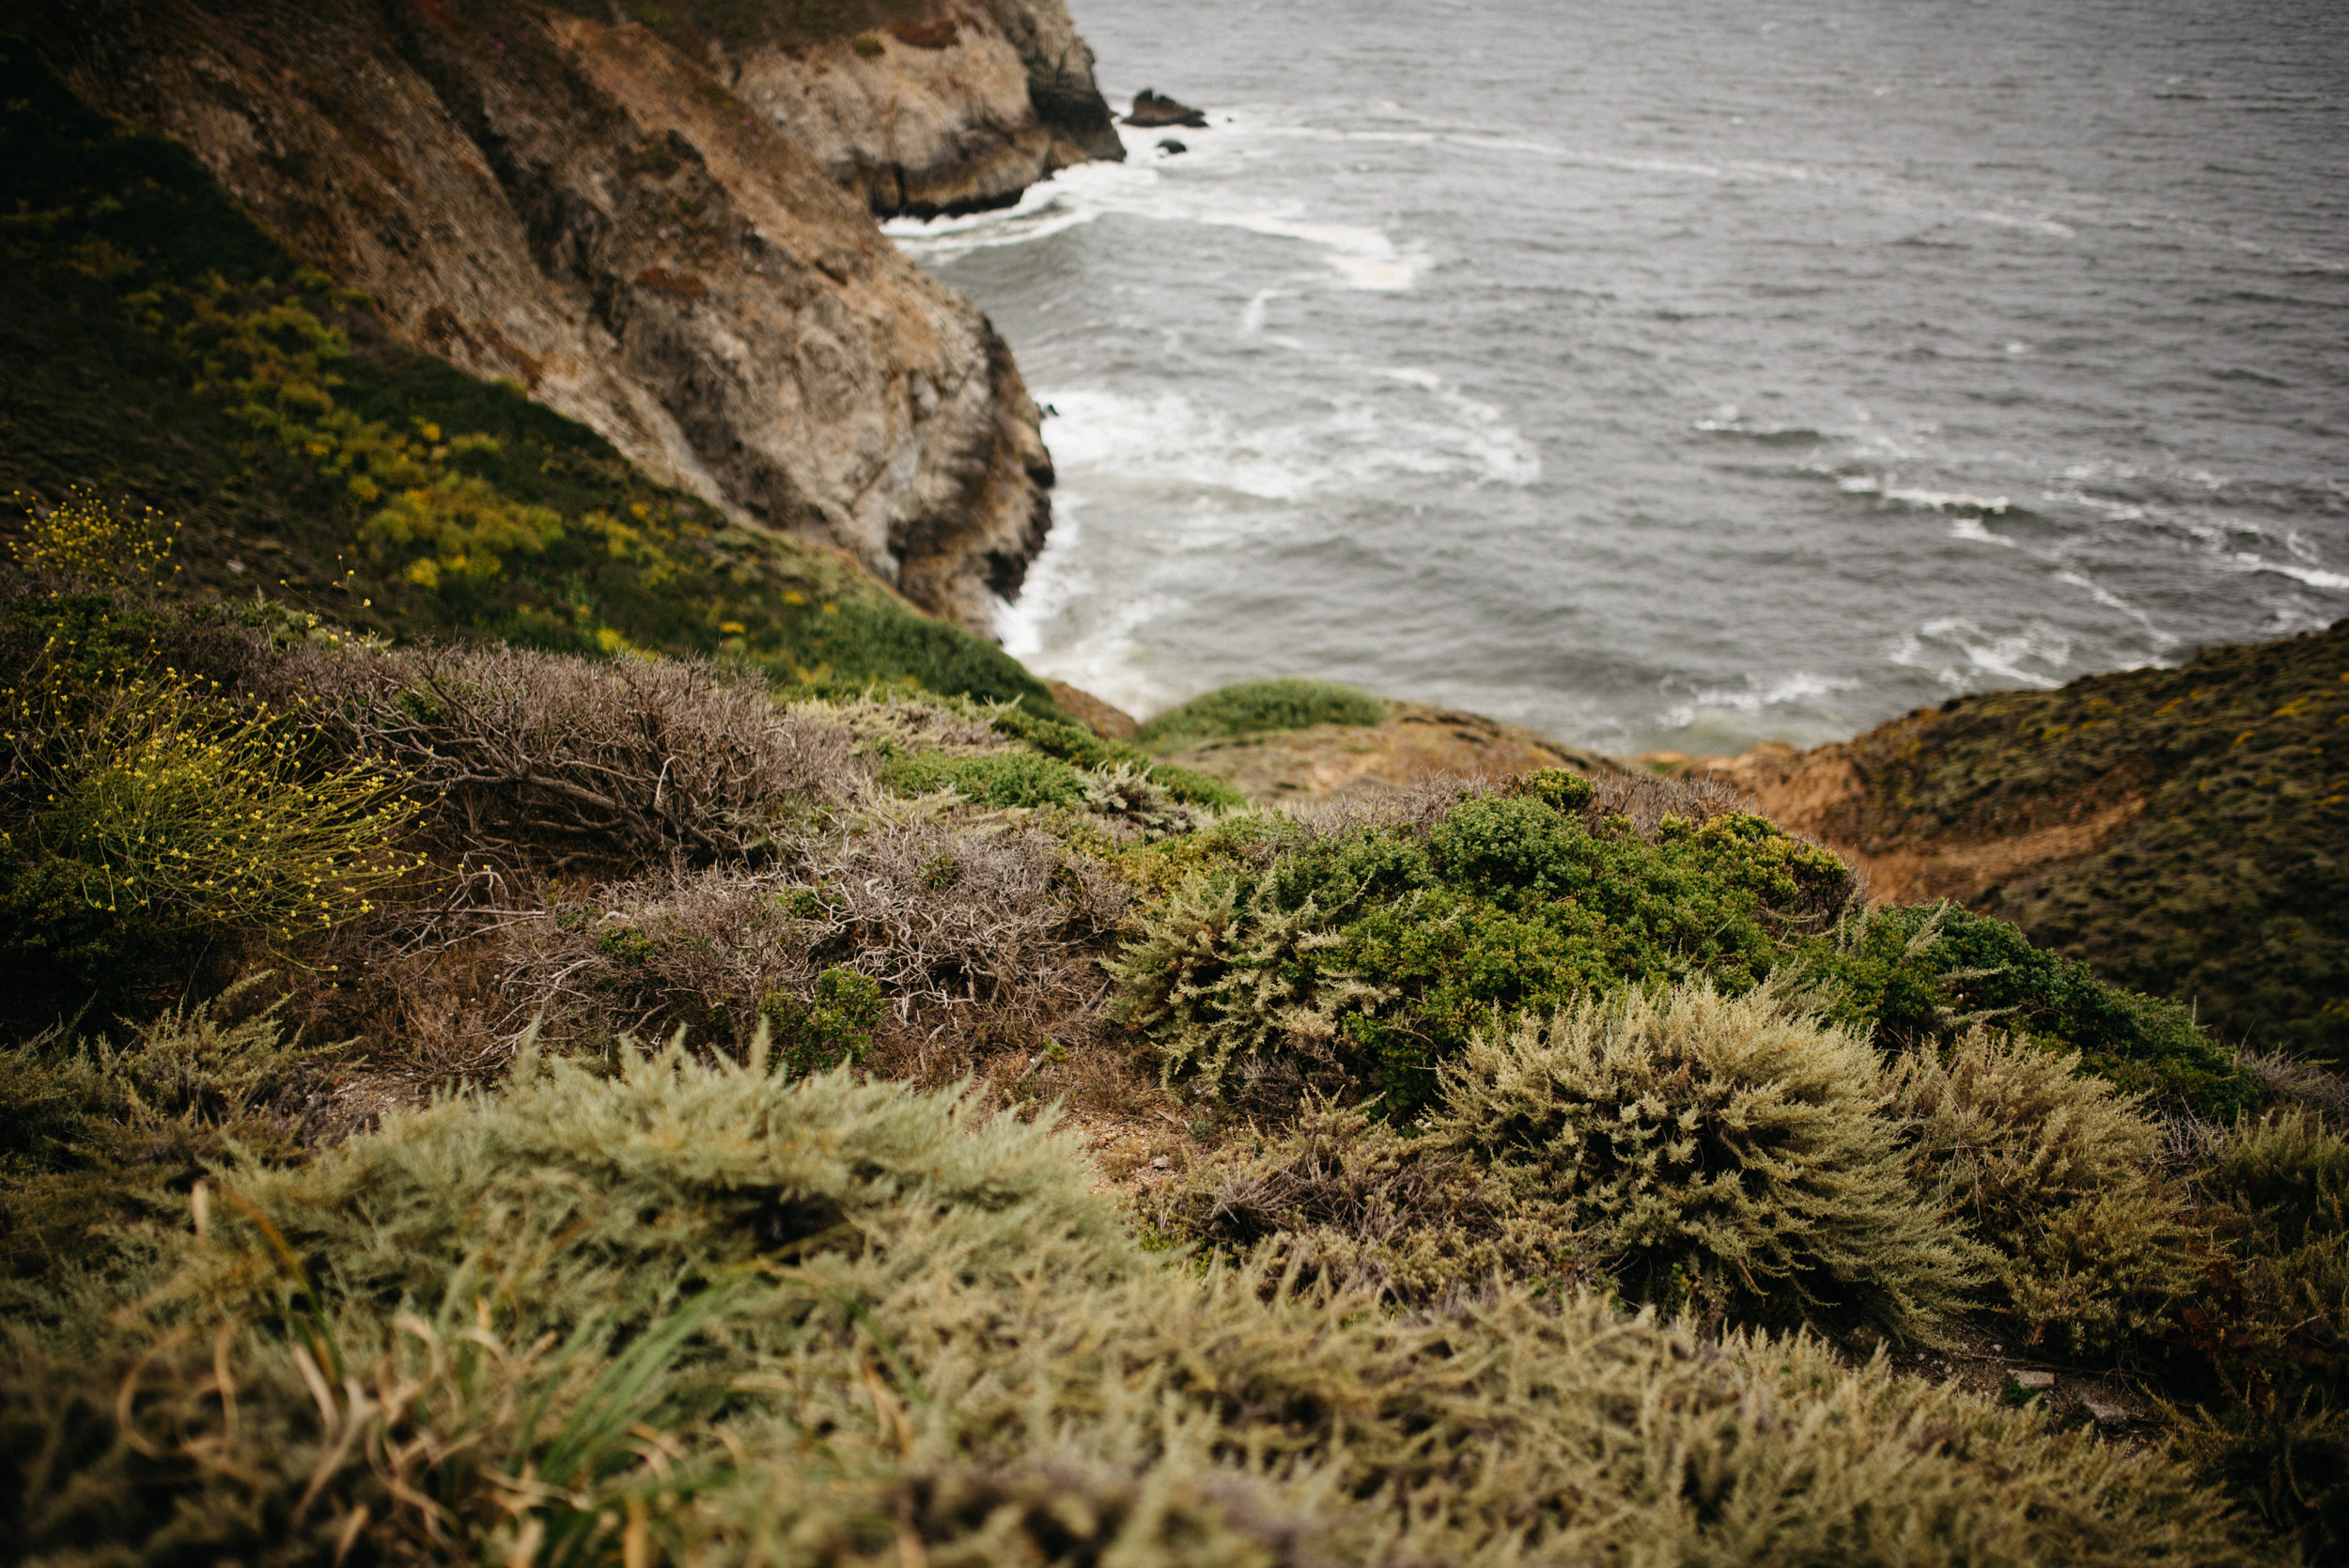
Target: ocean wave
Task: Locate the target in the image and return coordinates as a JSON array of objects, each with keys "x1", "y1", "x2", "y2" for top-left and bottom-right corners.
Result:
[
  {"x1": 1832, "y1": 473, "x2": 2017, "y2": 516},
  {"x1": 1656, "y1": 671, "x2": 1859, "y2": 732},
  {"x1": 1692, "y1": 417, "x2": 1826, "y2": 444},
  {"x1": 1037, "y1": 378, "x2": 1539, "y2": 502},
  {"x1": 2231, "y1": 553, "x2": 2349, "y2": 592},
  {"x1": 1890, "y1": 619, "x2": 2073, "y2": 690},
  {"x1": 883, "y1": 118, "x2": 1430, "y2": 291}
]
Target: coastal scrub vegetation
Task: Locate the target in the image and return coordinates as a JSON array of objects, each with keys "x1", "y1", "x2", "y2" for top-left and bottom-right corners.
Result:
[
  {"x1": 3, "y1": 536, "x2": 2341, "y2": 1555},
  {"x1": 1, "y1": 31, "x2": 2344, "y2": 1559}
]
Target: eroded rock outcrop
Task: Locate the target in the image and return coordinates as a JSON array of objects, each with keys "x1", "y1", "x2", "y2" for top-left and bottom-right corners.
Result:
[
  {"x1": 710, "y1": 0, "x2": 1125, "y2": 218},
  {"x1": 37, "y1": 0, "x2": 1095, "y2": 631}
]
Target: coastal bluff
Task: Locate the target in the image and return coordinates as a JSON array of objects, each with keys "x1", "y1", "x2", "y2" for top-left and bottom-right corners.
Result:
[{"x1": 22, "y1": 0, "x2": 1124, "y2": 634}]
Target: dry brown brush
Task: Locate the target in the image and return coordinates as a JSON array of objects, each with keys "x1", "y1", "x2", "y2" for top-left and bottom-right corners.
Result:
[
  {"x1": 277, "y1": 643, "x2": 863, "y2": 871},
  {"x1": 499, "y1": 811, "x2": 1131, "y2": 1065}
]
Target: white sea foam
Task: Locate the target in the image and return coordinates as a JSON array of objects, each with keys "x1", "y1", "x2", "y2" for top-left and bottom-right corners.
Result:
[
  {"x1": 1656, "y1": 671, "x2": 1859, "y2": 732},
  {"x1": 884, "y1": 117, "x2": 1430, "y2": 291},
  {"x1": 993, "y1": 496, "x2": 1189, "y2": 718},
  {"x1": 1835, "y1": 474, "x2": 2014, "y2": 514},
  {"x1": 2232, "y1": 553, "x2": 2349, "y2": 591},
  {"x1": 1949, "y1": 516, "x2": 2019, "y2": 548},
  {"x1": 1038, "y1": 377, "x2": 1539, "y2": 501},
  {"x1": 1890, "y1": 619, "x2": 2072, "y2": 689}
]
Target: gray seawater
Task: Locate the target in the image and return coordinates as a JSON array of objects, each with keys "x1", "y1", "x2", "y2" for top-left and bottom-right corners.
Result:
[{"x1": 887, "y1": 0, "x2": 2349, "y2": 753}]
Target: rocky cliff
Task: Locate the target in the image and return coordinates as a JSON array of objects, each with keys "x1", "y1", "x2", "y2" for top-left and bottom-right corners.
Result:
[
  {"x1": 22, "y1": 0, "x2": 1117, "y2": 633},
  {"x1": 706, "y1": 0, "x2": 1126, "y2": 218}
]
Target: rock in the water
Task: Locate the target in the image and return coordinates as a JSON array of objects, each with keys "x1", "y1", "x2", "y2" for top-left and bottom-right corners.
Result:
[
  {"x1": 1158, "y1": 137, "x2": 1189, "y2": 155},
  {"x1": 1128, "y1": 88, "x2": 1209, "y2": 128}
]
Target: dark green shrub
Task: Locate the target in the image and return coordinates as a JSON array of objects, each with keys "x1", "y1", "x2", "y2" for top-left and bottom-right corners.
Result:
[
  {"x1": 1434, "y1": 982, "x2": 1980, "y2": 1341},
  {"x1": 2187, "y1": 1117, "x2": 2349, "y2": 1415},
  {"x1": 1134, "y1": 677, "x2": 1385, "y2": 751},
  {"x1": 765, "y1": 966, "x2": 883, "y2": 1075},
  {"x1": 1796, "y1": 904, "x2": 2257, "y2": 1116},
  {"x1": 1112, "y1": 785, "x2": 1855, "y2": 1113}
]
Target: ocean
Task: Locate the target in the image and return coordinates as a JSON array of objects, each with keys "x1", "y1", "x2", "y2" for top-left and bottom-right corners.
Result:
[{"x1": 885, "y1": 0, "x2": 2349, "y2": 753}]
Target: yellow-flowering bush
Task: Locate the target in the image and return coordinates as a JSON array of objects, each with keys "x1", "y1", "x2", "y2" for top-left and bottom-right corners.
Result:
[
  {"x1": 6, "y1": 488, "x2": 176, "y2": 586},
  {"x1": 0, "y1": 674, "x2": 423, "y2": 1003}
]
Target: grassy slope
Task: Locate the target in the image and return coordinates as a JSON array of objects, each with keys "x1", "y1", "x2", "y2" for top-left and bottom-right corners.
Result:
[
  {"x1": 0, "y1": 38, "x2": 1072, "y2": 721},
  {"x1": 1829, "y1": 622, "x2": 2348, "y2": 1060}
]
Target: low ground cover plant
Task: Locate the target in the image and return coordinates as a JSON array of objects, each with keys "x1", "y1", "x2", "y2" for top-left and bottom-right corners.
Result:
[{"x1": 1135, "y1": 675, "x2": 1387, "y2": 752}]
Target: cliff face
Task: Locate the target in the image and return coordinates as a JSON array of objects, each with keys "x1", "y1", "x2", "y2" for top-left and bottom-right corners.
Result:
[
  {"x1": 32, "y1": 0, "x2": 1101, "y2": 631},
  {"x1": 713, "y1": 0, "x2": 1125, "y2": 219}
]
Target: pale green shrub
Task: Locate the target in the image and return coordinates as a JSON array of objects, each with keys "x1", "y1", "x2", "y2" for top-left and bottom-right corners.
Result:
[
  {"x1": 2, "y1": 1048, "x2": 2259, "y2": 1566},
  {"x1": 1890, "y1": 1030, "x2": 2200, "y2": 1356},
  {"x1": 1110, "y1": 868, "x2": 1392, "y2": 1101},
  {"x1": 1434, "y1": 981, "x2": 1980, "y2": 1340}
]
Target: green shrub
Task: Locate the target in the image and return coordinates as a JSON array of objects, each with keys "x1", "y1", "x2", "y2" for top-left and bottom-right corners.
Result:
[
  {"x1": 989, "y1": 702, "x2": 1243, "y2": 810},
  {"x1": 1112, "y1": 784, "x2": 1855, "y2": 1113},
  {"x1": 879, "y1": 746, "x2": 1090, "y2": 809},
  {"x1": 1, "y1": 1048, "x2": 2259, "y2": 1567},
  {"x1": 2187, "y1": 1116, "x2": 2349, "y2": 1415},
  {"x1": 765, "y1": 965, "x2": 883, "y2": 1076},
  {"x1": 1797, "y1": 903, "x2": 2257, "y2": 1116},
  {"x1": 1134, "y1": 677, "x2": 1386, "y2": 751},
  {"x1": 1433, "y1": 982, "x2": 1980, "y2": 1341},
  {"x1": 1891, "y1": 1030, "x2": 2201, "y2": 1355},
  {"x1": 0, "y1": 984, "x2": 322, "y2": 1286}
]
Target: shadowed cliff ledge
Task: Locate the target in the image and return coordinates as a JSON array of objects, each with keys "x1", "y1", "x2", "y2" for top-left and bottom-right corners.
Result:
[{"x1": 23, "y1": 0, "x2": 1114, "y2": 634}]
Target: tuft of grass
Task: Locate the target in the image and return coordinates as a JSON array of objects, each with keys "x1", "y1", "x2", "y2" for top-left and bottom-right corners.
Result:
[{"x1": 1135, "y1": 677, "x2": 1387, "y2": 752}]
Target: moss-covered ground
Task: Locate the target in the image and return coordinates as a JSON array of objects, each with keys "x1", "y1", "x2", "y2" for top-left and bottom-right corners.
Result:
[{"x1": 1824, "y1": 622, "x2": 2349, "y2": 1063}]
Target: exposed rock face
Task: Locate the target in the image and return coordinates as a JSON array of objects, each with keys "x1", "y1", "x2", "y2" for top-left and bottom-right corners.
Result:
[
  {"x1": 716, "y1": 0, "x2": 1125, "y2": 218},
  {"x1": 39, "y1": 0, "x2": 1087, "y2": 632}
]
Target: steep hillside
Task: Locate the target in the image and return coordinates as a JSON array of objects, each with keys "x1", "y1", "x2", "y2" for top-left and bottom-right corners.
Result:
[
  {"x1": 0, "y1": 38, "x2": 1067, "y2": 714},
  {"x1": 9, "y1": 0, "x2": 1091, "y2": 632},
  {"x1": 1674, "y1": 622, "x2": 2348, "y2": 1062}
]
